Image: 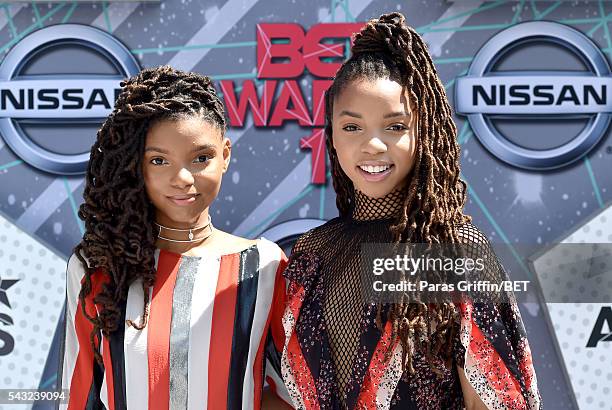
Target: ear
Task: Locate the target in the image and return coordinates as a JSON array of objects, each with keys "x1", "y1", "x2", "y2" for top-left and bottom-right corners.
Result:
[{"x1": 222, "y1": 137, "x2": 231, "y2": 173}]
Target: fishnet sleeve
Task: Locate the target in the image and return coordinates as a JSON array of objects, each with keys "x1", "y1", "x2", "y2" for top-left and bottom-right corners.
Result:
[{"x1": 453, "y1": 223, "x2": 542, "y2": 409}]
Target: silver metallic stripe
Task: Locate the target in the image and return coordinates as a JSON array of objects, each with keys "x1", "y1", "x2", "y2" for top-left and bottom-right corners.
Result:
[{"x1": 169, "y1": 256, "x2": 199, "y2": 410}]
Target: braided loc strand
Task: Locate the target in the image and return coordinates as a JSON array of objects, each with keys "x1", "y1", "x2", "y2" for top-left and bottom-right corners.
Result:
[
  {"x1": 74, "y1": 65, "x2": 227, "y2": 363},
  {"x1": 324, "y1": 12, "x2": 472, "y2": 372}
]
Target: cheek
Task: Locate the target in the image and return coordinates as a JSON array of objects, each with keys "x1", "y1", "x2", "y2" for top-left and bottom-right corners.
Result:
[
  {"x1": 395, "y1": 136, "x2": 417, "y2": 161},
  {"x1": 194, "y1": 165, "x2": 224, "y2": 192},
  {"x1": 142, "y1": 166, "x2": 168, "y2": 199},
  {"x1": 332, "y1": 138, "x2": 354, "y2": 168}
]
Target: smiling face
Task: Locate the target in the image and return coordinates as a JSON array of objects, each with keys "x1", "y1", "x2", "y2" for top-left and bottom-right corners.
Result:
[
  {"x1": 143, "y1": 116, "x2": 230, "y2": 229},
  {"x1": 331, "y1": 77, "x2": 418, "y2": 199}
]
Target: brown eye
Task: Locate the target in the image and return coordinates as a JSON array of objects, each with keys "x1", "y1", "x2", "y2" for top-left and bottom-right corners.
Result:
[
  {"x1": 387, "y1": 124, "x2": 408, "y2": 132},
  {"x1": 194, "y1": 155, "x2": 210, "y2": 164},
  {"x1": 150, "y1": 157, "x2": 167, "y2": 165},
  {"x1": 342, "y1": 124, "x2": 359, "y2": 132}
]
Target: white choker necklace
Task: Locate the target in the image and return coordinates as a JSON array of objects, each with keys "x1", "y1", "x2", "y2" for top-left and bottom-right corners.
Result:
[{"x1": 154, "y1": 215, "x2": 214, "y2": 243}]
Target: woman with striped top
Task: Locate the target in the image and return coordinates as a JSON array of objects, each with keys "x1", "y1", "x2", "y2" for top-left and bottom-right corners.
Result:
[{"x1": 59, "y1": 66, "x2": 291, "y2": 409}]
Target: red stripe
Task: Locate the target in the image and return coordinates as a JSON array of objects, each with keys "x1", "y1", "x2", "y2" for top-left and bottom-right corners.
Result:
[
  {"x1": 469, "y1": 317, "x2": 526, "y2": 409},
  {"x1": 102, "y1": 334, "x2": 115, "y2": 410},
  {"x1": 287, "y1": 282, "x2": 304, "y2": 324},
  {"x1": 68, "y1": 269, "x2": 107, "y2": 410},
  {"x1": 266, "y1": 376, "x2": 277, "y2": 396},
  {"x1": 283, "y1": 284, "x2": 319, "y2": 410},
  {"x1": 253, "y1": 253, "x2": 288, "y2": 409},
  {"x1": 356, "y1": 320, "x2": 396, "y2": 409},
  {"x1": 287, "y1": 329, "x2": 320, "y2": 410},
  {"x1": 208, "y1": 253, "x2": 240, "y2": 409},
  {"x1": 147, "y1": 251, "x2": 181, "y2": 410}
]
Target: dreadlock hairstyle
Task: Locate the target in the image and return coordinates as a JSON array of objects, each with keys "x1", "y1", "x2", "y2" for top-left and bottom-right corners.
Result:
[
  {"x1": 324, "y1": 12, "x2": 472, "y2": 373},
  {"x1": 73, "y1": 65, "x2": 226, "y2": 363}
]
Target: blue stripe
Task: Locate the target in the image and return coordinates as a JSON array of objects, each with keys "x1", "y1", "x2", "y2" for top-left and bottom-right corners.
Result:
[{"x1": 227, "y1": 247, "x2": 260, "y2": 410}]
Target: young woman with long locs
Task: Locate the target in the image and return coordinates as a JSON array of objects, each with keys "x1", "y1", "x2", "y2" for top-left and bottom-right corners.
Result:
[
  {"x1": 59, "y1": 66, "x2": 291, "y2": 409},
  {"x1": 279, "y1": 13, "x2": 542, "y2": 410}
]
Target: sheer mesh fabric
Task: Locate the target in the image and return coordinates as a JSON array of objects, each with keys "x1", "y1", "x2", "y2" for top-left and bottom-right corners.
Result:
[
  {"x1": 291, "y1": 190, "x2": 514, "y2": 407},
  {"x1": 292, "y1": 189, "x2": 405, "y2": 406},
  {"x1": 287, "y1": 187, "x2": 539, "y2": 408}
]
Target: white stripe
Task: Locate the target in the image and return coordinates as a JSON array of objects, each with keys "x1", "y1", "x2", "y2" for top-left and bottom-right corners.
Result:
[
  {"x1": 233, "y1": 159, "x2": 311, "y2": 237},
  {"x1": 422, "y1": 1, "x2": 485, "y2": 57},
  {"x1": 280, "y1": 307, "x2": 306, "y2": 409},
  {"x1": 59, "y1": 253, "x2": 86, "y2": 410},
  {"x1": 186, "y1": 254, "x2": 221, "y2": 410},
  {"x1": 124, "y1": 251, "x2": 157, "y2": 410},
  {"x1": 100, "y1": 339, "x2": 109, "y2": 408},
  {"x1": 464, "y1": 353, "x2": 504, "y2": 409},
  {"x1": 240, "y1": 238, "x2": 281, "y2": 409},
  {"x1": 375, "y1": 342, "x2": 403, "y2": 409},
  {"x1": 518, "y1": 337, "x2": 541, "y2": 409},
  {"x1": 16, "y1": 177, "x2": 83, "y2": 233},
  {"x1": 167, "y1": 0, "x2": 260, "y2": 71},
  {"x1": 124, "y1": 279, "x2": 152, "y2": 410},
  {"x1": 265, "y1": 359, "x2": 292, "y2": 405},
  {"x1": 458, "y1": 303, "x2": 504, "y2": 408},
  {"x1": 91, "y1": 2, "x2": 140, "y2": 32},
  {"x1": 0, "y1": 4, "x2": 25, "y2": 32}
]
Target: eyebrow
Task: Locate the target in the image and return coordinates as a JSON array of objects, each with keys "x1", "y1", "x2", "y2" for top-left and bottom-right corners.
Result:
[
  {"x1": 338, "y1": 110, "x2": 411, "y2": 119},
  {"x1": 383, "y1": 111, "x2": 411, "y2": 119},
  {"x1": 338, "y1": 110, "x2": 362, "y2": 118},
  {"x1": 144, "y1": 144, "x2": 216, "y2": 154}
]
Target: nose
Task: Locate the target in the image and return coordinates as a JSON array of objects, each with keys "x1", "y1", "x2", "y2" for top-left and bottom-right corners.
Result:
[
  {"x1": 361, "y1": 135, "x2": 388, "y2": 155},
  {"x1": 170, "y1": 167, "x2": 195, "y2": 188}
]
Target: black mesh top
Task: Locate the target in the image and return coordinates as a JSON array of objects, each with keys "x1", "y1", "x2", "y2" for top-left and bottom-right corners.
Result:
[{"x1": 279, "y1": 189, "x2": 542, "y2": 409}]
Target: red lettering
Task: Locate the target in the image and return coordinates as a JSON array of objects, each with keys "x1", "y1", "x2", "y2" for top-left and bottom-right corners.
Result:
[
  {"x1": 311, "y1": 80, "x2": 332, "y2": 126},
  {"x1": 219, "y1": 80, "x2": 277, "y2": 127},
  {"x1": 304, "y1": 23, "x2": 363, "y2": 77},
  {"x1": 300, "y1": 128, "x2": 327, "y2": 184},
  {"x1": 257, "y1": 24, "x2": 305, "y2": 78},
  {"x1": 269, "y1": 80, "x2": 312, "y2": 127}
]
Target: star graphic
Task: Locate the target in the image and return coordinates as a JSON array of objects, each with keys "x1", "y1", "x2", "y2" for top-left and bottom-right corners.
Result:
[{"x1": 0, "y1": 276, "x2": 19, "y2": 309}]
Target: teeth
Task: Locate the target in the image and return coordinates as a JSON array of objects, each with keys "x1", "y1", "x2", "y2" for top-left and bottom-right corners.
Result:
[{"x1": 360, "y1": 165, "x2": 390, "y2": 174}]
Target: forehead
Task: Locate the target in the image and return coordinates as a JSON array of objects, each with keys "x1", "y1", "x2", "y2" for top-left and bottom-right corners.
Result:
[
  {"x1": 146, "y1": 116, "x2": 222, "y2": 145},
  {"x1": 333, "y1": 78, "x2": 413, "y2": 114}
]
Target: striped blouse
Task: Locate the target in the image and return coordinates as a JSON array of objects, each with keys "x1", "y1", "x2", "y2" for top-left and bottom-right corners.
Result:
[{"x1": 59, "y1": 238, "x2": 291, "y2": 410}]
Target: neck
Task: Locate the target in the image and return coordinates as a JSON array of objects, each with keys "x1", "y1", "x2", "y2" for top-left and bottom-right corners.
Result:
[
  {"x1": 154, "y1": 213, "x2": 214, "y2": 253},
  {"x1": 351, "y1": 188, "x2": 407, "y2": 221}
]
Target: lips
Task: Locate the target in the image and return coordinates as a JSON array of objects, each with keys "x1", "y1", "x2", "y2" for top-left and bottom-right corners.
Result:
[
  {"x1": 167, "y1": 193, "x2": 200, "y2": 206},
  {"x1": 356, "y1": 161, "x2": 394, "y2": 182}
]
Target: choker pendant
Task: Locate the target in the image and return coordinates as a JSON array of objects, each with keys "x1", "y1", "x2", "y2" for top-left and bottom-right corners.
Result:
[{"x1": 154, "y1": 216, "x2": 213, "y2": 243}]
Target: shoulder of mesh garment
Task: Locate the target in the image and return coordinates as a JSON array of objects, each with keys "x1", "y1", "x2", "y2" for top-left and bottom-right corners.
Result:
[
  {"x1": 291, "y1": 217, "x2": 345, "y2": 254},
  {"x1": 455, "y1": 221, "x2": 490, "y2": 245},
  {"x1": 455, "y1": 221, "x2": 511, "y2": 297}
]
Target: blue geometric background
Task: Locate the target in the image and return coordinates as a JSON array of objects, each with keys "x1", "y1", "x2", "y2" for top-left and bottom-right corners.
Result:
[{"x1": 1, "y1": 1, "x2": 611, "y2": 409}]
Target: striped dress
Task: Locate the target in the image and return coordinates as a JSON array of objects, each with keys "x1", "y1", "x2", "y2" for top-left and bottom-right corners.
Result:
[{"x1": 59, "y1": 238, "x2": 291, "y2": 410}]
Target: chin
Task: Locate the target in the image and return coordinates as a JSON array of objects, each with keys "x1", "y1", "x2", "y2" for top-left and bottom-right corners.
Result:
[
  {"x1": 356, "y1": 185, "x2": 395, "y2": 199},
  {"x1": 160, "y1": 209, "x2": 203, "y2": 225}
]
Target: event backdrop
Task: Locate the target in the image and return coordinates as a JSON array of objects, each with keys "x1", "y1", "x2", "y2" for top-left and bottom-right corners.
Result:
[{"x1": 0, "y1": 1, "x2": 611, "y2": 409}]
